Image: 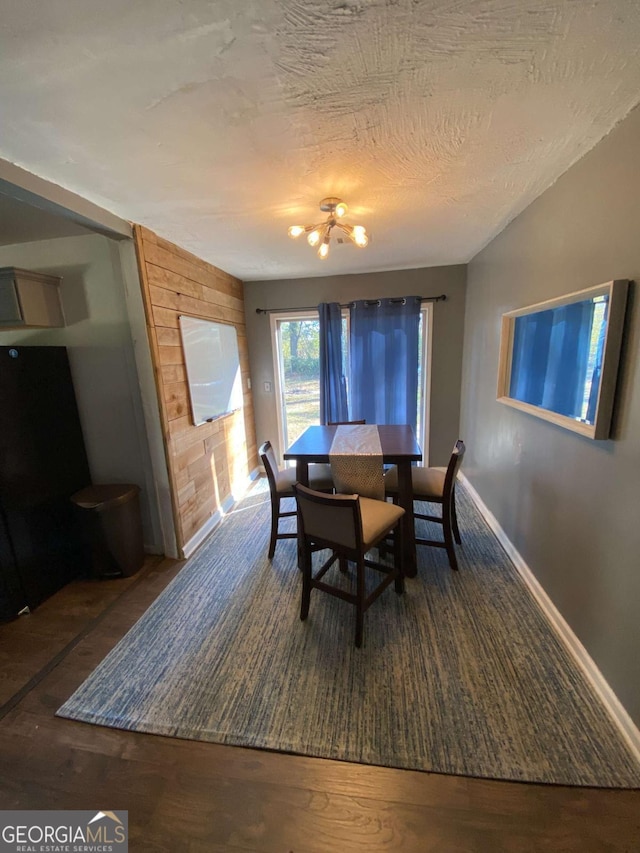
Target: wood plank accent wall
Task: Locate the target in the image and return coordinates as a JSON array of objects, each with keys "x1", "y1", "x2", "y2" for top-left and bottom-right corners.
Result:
[{"x1": 133, "y1": 225, "x2": 258, "y2": 554}]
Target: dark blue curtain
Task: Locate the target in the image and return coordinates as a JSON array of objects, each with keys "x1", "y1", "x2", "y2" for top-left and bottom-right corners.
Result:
[
  {"x1": 319, "y1": 302, "x2": 348, "y2": 424},
  {"x1": 349, "y1": 296, "x2": 421, "y2": 429}
]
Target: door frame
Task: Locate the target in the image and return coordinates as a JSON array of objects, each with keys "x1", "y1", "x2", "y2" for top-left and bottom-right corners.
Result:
[{"x1": 270, "y1": 304, "x2": 433, "y2": 466}]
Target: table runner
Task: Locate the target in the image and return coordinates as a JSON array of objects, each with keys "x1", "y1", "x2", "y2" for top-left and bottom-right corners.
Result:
[{"x1": 329, "y1": 424, "x2": 384, "y2": 499}]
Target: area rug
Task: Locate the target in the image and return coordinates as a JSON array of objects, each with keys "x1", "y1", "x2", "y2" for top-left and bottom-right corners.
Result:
[{"x1": 57, "y1": 479, "x2": 640, "y2": 787}]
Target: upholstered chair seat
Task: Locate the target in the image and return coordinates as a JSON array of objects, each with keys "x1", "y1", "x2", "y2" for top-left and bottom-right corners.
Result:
[
  {"x1": 358, "y1": 496, "x2": 405, "y2": 549},
  {"x1": 383, "y1": 465, "x2": 446, "y2": 498},
  {"x1": 275, "y1": 463, "x2": 333, "y2": 496}
]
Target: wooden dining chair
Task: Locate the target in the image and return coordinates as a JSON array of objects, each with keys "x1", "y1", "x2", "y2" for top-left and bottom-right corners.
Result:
[
  {"x1": 293, "y1": 483, "x2": 405, "y2": 647},
  {"x1": 384, "y1": 439, "x2": 466, "y2": 571},
  {"x1": 259, "y1": 441, "x2": 334, "y2": 559},
  {"x1": 327, "y1": 419, "x2": 366, "y2": 425}
]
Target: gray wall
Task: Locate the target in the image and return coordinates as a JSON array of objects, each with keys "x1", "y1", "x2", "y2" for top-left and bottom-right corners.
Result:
[
  {"x1": 244, "y1": 265, "x2": 467, "y2": 466},
  {"x1": 0, "y1": 234, "x2": 163, "y2": 551},
  {"x1": 461, "y1": 105, "x2": 640, "y2": 725}
]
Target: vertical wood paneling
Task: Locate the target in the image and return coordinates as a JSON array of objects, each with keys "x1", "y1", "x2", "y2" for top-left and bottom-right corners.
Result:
[{"x1": 133, "y1": 225, "x2": 258, "y2": 554}]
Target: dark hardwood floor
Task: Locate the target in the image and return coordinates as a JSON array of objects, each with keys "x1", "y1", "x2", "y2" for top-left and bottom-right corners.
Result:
[{"x1": 0, "y1": 555, "x2": 638, "y2": 852}]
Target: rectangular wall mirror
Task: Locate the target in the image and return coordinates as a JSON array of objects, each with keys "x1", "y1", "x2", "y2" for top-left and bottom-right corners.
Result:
[{"x1": 497, "y1": 279, "x2": 629, "y2": 439}]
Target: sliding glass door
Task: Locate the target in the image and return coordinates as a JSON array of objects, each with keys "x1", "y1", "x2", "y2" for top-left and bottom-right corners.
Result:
[
  {"x1": 271, "y1": 313, "x2": 322, "y2": 451},
  {"x1": 271, "y1": 306, "x2": 431, "y2": 462}
]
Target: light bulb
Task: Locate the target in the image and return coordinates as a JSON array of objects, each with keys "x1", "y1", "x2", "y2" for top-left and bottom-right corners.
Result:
[
  {"x1": 335, "y1": 201, "x2": 348, "y2": 218},
  {"x1": 318, "y1": 241, "x2": 330, "y2": 259},
  {"x1": 353, "y1": 225, "x2": 368, "y2": 247},
  {"x1": 288, "y1": 225, "x2": 304, "y2": 238},
  {"x1": 308, "y1": 229, "x2": 321, "y2": 247}
]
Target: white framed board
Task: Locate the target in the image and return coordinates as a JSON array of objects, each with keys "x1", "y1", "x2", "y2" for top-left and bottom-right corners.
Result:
[{"x1": 179, "y1": 315, "x2": 243, "y2": 426}]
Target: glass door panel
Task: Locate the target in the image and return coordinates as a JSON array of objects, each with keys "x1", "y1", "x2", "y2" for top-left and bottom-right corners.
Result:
[
  {"x1": 271, "y1": 306, "x2": 430, "y2": 463},
  {"x1": 274, "y1": 316, "x2": 321, "y2": 449}
]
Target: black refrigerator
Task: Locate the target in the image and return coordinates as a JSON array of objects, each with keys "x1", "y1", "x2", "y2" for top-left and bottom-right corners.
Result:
[{"x1": 0, "y1": 346, "x2": 91, "y2": 621}]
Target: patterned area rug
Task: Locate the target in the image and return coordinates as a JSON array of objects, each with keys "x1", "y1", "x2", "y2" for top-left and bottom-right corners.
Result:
[{"x1": 57, "y1": 479, "x2": 640, "y2": 787}]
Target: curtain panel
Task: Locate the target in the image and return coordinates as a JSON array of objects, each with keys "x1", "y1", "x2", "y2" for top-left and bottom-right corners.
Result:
[
  {"x1": 349, "y1": 296, "x2": 421, "y2": 430},
  {"x1": 318, "y1": 302, "x2": 348, "y2": 424}
]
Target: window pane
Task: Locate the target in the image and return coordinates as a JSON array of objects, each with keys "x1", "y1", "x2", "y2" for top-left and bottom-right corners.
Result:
[
  {"x1": 278, "y1": 319, "x2": 320, "y2": 446},
  {"x1": 273, "y1": 307, "x2": 430, "y2": 455}
]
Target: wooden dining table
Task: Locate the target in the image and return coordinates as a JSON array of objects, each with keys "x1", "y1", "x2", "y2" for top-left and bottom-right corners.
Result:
[{"x1": 283, "y1": 424, "x2": 422, "y2": 578}]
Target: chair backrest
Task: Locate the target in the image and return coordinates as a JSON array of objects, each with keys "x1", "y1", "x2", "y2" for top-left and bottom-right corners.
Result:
[
  {"x1": 328, "y1": 421, "x2": 383, "y2": 499},
  {"x1": 327, "y1": 419, "x2": 366, "y2": 425},
  {"x1": 293, "y1": 483, "x2": 363, "y2": 553},
  {"x1": 443, "y1": 439, "x2": 465, "y2": 498},
  {"x1": 330, "y1": 455, "x2": 384, "y2": 500},
  {"x1": 259, "y1": 440, "x2": 280, "y2": 492}
]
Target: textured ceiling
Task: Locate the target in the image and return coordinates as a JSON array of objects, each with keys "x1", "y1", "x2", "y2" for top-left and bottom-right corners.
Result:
[{"x1": 1, "y1": 0, "x2": 640, "y2": 280}]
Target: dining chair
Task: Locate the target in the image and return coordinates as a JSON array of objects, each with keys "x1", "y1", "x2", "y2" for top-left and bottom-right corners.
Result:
[
  {"x1": 293, "y1": 483, "x2": 405, "y2": 647},
  {"x1": 327, "y1": 419, "x2": 366, "y2": 425},
  {"x1": 384, "y1": 439, "x2": 466, "y2": 571},
  {"x1": 259, "y1": 441, "x2": 334, "y2": 559}
]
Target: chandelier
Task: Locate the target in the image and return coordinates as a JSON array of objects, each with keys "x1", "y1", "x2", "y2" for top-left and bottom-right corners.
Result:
[{"x1": 287, "y1": 197, "x2": 369, "y2": 260}]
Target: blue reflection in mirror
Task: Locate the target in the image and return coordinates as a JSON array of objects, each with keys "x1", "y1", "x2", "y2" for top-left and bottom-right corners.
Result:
[{"x1": 509, "y1": 294, "x2": 608, "y2": 425}]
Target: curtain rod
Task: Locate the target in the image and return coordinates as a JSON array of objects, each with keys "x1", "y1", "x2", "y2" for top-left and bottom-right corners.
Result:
[{"x1": 255, "y1": 294, "x2": 447, "y2": 315}]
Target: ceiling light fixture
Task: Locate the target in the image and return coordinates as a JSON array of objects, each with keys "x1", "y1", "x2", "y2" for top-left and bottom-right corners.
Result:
[{"x1": 288, "y1": 197, "x2": 369, "y2": 260}]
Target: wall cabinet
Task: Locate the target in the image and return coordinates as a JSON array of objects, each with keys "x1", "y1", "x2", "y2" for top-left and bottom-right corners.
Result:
[{"x1": 0, "y1": 267, "x2": 65, "y2": 328}]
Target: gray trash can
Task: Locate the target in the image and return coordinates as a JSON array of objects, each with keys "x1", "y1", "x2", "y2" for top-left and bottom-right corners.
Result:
[{"x1": 71, "y1": 484, "x2": 144, "y2": 578}]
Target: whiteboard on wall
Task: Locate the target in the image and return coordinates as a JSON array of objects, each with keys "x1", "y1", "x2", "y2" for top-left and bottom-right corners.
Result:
[{"x1": 179, "y1": 315, "x2": 243, "y2": 426}]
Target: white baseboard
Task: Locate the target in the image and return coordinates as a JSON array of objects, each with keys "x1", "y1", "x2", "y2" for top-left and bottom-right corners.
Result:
[
  {"x1": 181, "y1": 509, "x2": 224, "y2": 560},
  {"x1": 232, "y1": 466, "x2": 261, "y2": 503},
  {"x1": 181, "y1": 467, "x2": 261, "y2": 560},
  {"x1": 459, "y1": 473, "x2": 640, "y2": 765}
]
